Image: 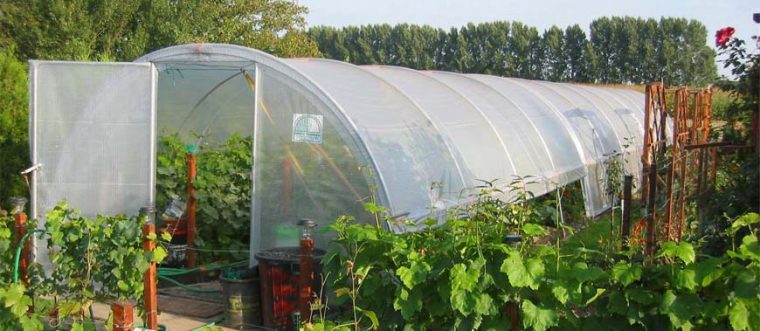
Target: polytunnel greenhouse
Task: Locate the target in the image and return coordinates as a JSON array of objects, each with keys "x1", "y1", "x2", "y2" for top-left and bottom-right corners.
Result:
[{"x1": 28, "y1": 43, "x2": 645, "y2": 265}]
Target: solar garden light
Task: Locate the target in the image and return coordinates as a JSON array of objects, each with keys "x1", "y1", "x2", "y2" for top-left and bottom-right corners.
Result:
[
  {"x1": 9, "y1": 197, "x2": 27, "y2": 215},
  {"x1": 297, "y1": 219, "x2": 317, "y2": 242},
  {"x1": 139, "y1": 206, "x2": 157, "y2": 225},
  {"x1": 297, "y1": 219, "x2": 317, "y2": 323}
]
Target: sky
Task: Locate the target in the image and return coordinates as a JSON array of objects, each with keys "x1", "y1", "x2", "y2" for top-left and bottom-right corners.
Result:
[{"x1": 297, "y1": 0, "x2": 759, "y2": 77}]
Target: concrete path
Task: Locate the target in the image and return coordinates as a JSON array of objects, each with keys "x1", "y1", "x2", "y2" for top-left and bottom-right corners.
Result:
[{"x1": 91, "y1": 302, "x2": 236, "y2": 331}]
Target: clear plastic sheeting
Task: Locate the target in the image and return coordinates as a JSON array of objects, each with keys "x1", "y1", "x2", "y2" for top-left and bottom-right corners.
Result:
[
  {"x1": 284, "y1": 59, "x2": 466, "y2": 224},
  {"x1": 155, "y1": 62, "x2": 256, "y2": 143},
  {"x1": 32, "y1": 44, "x2": 647, "y2": 267},
  {"x1": 361, "y1": 66, "x2": 516, "y2": 198},
  {"x1": 466, "y1": 75, "x2": 587, "y2": 185},
  {"x1": 136, "y1": 45, "x2": 646, "y2": 244},
  {"x1": 30, "y1": 61, "x2": 156, "y2": 264},
  {"x1": 253, "y1": 66, "x2": 371, "y2": 251}
]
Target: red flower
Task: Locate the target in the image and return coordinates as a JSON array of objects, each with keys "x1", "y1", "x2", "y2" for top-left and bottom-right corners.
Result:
[{"x1": 715, "y1": 27, "x2": 735, "y2": 47}]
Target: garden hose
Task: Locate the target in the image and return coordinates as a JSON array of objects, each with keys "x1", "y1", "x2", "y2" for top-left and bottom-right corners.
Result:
[
  {"x1": 13, "y1": 229, "x2": 45, "y2": 283},
  {"x1": 157, "y1": 275, "x2": 220, "y2": 293},
  {"x1": 155, "y1": 259, "x2": 247, "y2": 293},
  {"x1": 157, "y1": 259, "x2": 247, "y2": 277}
]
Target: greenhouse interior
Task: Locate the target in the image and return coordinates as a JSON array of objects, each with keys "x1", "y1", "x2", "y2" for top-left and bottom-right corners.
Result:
[{"x1": 28, "y1": 43, "x2": 646, "y2": 266}]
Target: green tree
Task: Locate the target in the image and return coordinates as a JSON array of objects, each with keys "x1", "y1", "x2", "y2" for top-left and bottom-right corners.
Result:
[
  {"x1": 590, "y1": 17, "x2": 615, "y2": 83},
  {"x1": 0, "y1": 48, "x2": 29, "y2": 207},
  {"x1": 509, "y1": 22, "x2": 539, "y2": 78},
  {"x1": 637, "y1": 18, "x2": 661, "y2": 83},
  {"x1": 542, "y1": 26, "x2": 566, "y2": 81},
  {"x1": 310, "y1": 26, "x2": 351, "y2": 62},
  {"x1": 0, "y1": 0, "x2": 318, "y2": 61},
  {"x1": 310, "y1": 18, "x2": 716, "y2": 85},
  {"x1": 481, "y1": 22, "x2": 511, "y2": 76},
  {"x1": 563, "y1": 25, "x2": 589, "y2": 82},
  {"x1": 440, "y1": 27, "x2": 470, "y2": 72}
]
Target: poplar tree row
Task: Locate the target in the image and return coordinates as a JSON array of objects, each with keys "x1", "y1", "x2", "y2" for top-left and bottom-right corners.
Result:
[{"x1": 308, "y1": 17, "x2": 717, "y2": 85}]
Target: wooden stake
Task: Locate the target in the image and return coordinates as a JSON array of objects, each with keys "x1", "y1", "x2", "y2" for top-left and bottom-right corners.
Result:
[
  {"x1": 186, "y1": 153, "x2": 197, "y2": 268},
  {"x1": 622, "y1": 175, "x2": 633, "y2": 250},
  {"x1": 143, "y1": 224, "x2": 158, "y2": 330}
]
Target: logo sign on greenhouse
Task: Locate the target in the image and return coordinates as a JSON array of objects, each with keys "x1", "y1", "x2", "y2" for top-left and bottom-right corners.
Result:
[{"x1": 292, "y1": 113, "x2": 323, "y2": 144}]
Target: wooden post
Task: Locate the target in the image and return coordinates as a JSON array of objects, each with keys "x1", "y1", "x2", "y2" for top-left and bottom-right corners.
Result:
[
  {"x1": 299, "y1": 232, "x2": 314, "y2": 321},
  {"x1": 14, "y1": 210, "x2": 29, "y2": 285},
  {"x1": 621, "y1": 175, "x2": 633, "y2": 250},
  {"x1": 112, "y1": 302, "x2": 134, "y2": 331},
  {"x1": 506, "y1": 302, "x2": 520, "y2": 331},
  {"x1": 646, "y1": 158, "x2": 658, "y2": 257},
  {"x1": 143, "y1": 223, "x2": 158, "y2": 330},
  {"x1": 186, "y1": 152, "x2": 197, "y2": 268}
]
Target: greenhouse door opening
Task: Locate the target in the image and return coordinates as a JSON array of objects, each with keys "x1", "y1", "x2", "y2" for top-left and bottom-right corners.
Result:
[{"x1": 154, "y1": 61, "x2": 257, "y2": 263}]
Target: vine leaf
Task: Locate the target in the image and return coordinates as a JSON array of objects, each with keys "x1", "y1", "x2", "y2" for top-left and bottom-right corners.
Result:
[
  {"x1": 674, "y1": 268, "x2": 697, "y2": 291},
  {"x1": 160, "y1": 231, "x2": 172, "y2": 242},
  {"x1": 551, "y1": 284, "x2": 569, "y2": 305},
  {"x1": 660, "y1": 290, "x2": 700, "y2": 328},
  {"x1": 612, "y1": 262, "x2": 642, "y2": 286},
  {"x1": 152, "y1": 246, "x2": 168, "y2": 263},
  {"x1": 737, "y1": 235, "x2": 760, "y2": 262},
  {"x1": 658, "y1": 242, "x2": 696, "y2": 264},
  {"x1": 397, "y1": 260, "x2": 431, "y2": 289},
  {"x1": 521, "y1": 299, "x2": 557, "y2": 331},
  {"x1": 693, "y1": 257, "x2": 724, "y2": 287},
  {"x1": 730, "y1": 212, "x2": 760, "y2": 233},
  {"x1": 522, "y1": 223, "x2": 546, "y2": 237},
  {"x1": 729, "y1": 299, "x2": 749, "y2": 331},
  {"x1": 449, "y1": 262, "x2": 481, "y2": 315},
  {"x1": 501, "y1": 251, "x2": 543, "y2": 290}
]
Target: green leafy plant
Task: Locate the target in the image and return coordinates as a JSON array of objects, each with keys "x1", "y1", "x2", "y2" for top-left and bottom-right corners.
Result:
[
  {"x1": 0, "y1": 213, "x2": 43, "y2": 330},
  {"x1": 40, "y1": 202, "x2": 170, "y2": 328},
  {"x1": 312, "y1": 183, "x2": 760, "y2": 330},
  {"x1": 0, "y1": 283, "x2": 43, "y2": 330},
  {"x1": 156, "y1": 133, "x2": 252, "y2": 263}
]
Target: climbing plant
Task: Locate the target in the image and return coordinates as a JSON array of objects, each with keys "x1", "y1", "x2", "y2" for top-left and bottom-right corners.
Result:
[
  {"x1": 314, "y1": 189, "x2": 760, "y2": 330},
  {"x1": 157, "y1": 133, "x2": 253, "y2": 263}
]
